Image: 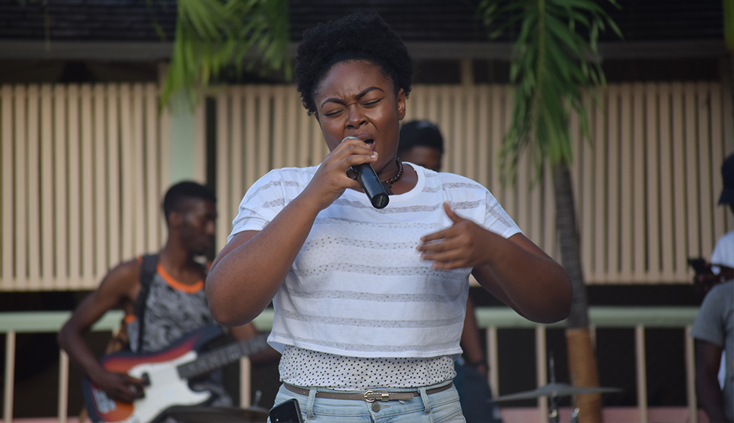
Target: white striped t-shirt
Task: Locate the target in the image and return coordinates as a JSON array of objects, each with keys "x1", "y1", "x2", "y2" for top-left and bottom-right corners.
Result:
[{"x1": 229, "y1": 163, "x2": 521, "y2": 359}]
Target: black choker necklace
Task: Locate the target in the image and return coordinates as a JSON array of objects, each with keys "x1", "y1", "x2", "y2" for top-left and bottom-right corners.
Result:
[{"x1": 383, "y1": 158, "x2": 403, "y2": 186}]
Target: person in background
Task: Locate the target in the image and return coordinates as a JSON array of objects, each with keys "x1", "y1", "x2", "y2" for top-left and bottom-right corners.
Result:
[
  {"x1": 692, "y1": 153, "x2": 734, "y2": 422},
  {"x1": 58, "y1": 181, "x2": 275, "y2": 418},
  {"x1": 399, "y1": 119, "x2": 503, "y2": 423},
  {"x1": 206, "y1": 13, "x2": 572, "y2": 423}
]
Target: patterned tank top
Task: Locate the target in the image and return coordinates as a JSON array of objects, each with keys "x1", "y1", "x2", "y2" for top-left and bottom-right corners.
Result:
[
  {"x1": 125, "y1": 260, "x2": 231, "y2": 407},
  {"x1": 126, "y1": 263, "x2": 216, "y2": 353}
]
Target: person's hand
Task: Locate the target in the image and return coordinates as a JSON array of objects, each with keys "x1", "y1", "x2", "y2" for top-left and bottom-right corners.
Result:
[
  {"x1": 693, "y1": 271, "x2": 725, "y2": 298},
  {"x1": 465, "y1": 359, "x2": 489, "y2": 381},
  {"x1": 92, "y1": 370, "x2": 146, "y2": 403},
  {"x1": 719, "y1": 266, "x2": 734, "y2": 283},
  {"x1": 302, "y1": 137, "x2": 376, "y2": 211},
  {"x1": 417, "y1": 202, "x2": 495, "y2": 269},
  {"x1": 471, "y1": 362, "x2": 489, "y2": 380}
]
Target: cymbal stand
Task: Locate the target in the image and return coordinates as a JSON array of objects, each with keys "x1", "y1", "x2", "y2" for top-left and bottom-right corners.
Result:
[
  {"x1": 569, "y1": 376, "x2": 579, "y2": 423},
  {"x1": 547, "y1": 354, "x2": 559, "y2": 423},
  {"x1": 570, "y1": 405, "x2": 579, "y2": 423}
]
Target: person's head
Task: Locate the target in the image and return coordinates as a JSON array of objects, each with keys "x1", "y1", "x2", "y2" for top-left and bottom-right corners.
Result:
[
  {"x1": 720, "y1": 154, "x2": 734, "y2": 215},
  {"x1": 162, "y1": 181, "x2": 217, "y2": 255},
  {"x1": 294, "y1": 13, "x2": 413, "y2": 176},
  {"x1": 398, "y1": 120, "x2": 444, "y2": 172}
]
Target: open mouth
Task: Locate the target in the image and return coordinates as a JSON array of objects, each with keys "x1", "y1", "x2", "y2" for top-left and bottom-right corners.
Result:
[{"x1": 345, "y1": 134, "x2": 376, "y2": 151}]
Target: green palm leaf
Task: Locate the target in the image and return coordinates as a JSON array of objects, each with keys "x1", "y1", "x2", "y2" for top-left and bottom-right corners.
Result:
[
  {"x1": 479, "y1": 0, "x2": 620, "y2": 185},
  {"x1": 161, "y1": 0, "x2": 290, "y2": 111}
]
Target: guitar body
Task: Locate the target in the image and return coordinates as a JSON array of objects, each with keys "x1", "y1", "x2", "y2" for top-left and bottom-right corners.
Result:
[{"x1": 83, "y1": 325, "x2": 225, "y2": 423}]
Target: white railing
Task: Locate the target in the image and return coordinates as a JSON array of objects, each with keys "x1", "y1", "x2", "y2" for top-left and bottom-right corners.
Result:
[{"x1": 0, "y1": 307, "x2": 701, "y2": 423}]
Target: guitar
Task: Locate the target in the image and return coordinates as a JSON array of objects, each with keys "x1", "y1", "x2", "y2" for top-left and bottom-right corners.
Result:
[{"x1": 82, "y1": 325, "x2": 269, "y2": 423}]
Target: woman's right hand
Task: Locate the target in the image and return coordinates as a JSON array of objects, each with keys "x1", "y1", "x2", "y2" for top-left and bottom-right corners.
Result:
[{"x1": 302, "y1": 136, "x2": 377, "y2": 211}]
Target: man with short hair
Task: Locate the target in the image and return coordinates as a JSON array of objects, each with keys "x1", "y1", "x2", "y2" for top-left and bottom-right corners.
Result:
[
  {"x1": 692, "y1": 154, "x2": 734, "y2": 423},
  {"x1": 58, "y1": 181, "x2": 266, "y2": 416}
]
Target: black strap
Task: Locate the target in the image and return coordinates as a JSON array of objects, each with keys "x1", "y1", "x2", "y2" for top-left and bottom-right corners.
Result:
[{"x1": 133, "y1": 253, "x2": 159, "y2": 352}]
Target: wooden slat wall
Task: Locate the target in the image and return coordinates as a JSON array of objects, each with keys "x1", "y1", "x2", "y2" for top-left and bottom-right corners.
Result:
[
  {"x1": 0, "y1": 81, "x2": 731, "y2": 290},
  {"x1": 0, "y1": 83, "x2": 169, "y2": 291},
  {"x1": 214, "y1": 82, "x2": 733, "y2": 285}
]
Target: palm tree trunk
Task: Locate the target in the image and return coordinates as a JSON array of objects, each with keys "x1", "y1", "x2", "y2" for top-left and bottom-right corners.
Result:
[{"x1": 553, "y1": 161, "x2": 603, "y2": 423}]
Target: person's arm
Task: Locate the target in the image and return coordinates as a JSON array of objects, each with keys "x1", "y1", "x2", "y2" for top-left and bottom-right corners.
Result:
[
  {"x1": 229, "y1": 323, "x2": 281, "y2": 365},
  {"x1": 695, "y1": 339, "x2": 729, "y2": 422},
  {"x1": 417, "y1": 202, "x2": 572, "y2": 324},
  {"x1": 460, "y1": 297, "x2": 488, "y2": 377},
  {"x1": 58, "y1": 260, "x2": 146, "y2": 403},
  {"x1": 206, "y1": 138, "x2": 376, "y2": 326}
]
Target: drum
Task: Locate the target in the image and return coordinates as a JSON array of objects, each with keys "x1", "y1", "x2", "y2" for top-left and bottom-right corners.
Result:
[{"x1": 164, "y1": 406, "x2": 269, "y2": 423}]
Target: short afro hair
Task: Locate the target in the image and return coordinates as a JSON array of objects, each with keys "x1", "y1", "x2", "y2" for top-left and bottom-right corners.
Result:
[
  {"x1": 162, "y1": 181, "x2": 216, "y2": 223},
  {"x1": 294, "y1": 13, "x2": 413, "y2": 115},
  {"x1": 398, "y1": 120, "x2": 444, "y2": 155}
]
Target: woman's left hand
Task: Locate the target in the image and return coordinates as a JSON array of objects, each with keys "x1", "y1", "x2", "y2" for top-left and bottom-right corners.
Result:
[
  {"x1": 419, "y1": 203, "x2": 572, "y2": 323},
  {"x1": 417, "y1": 202, "x2": 496, "y2": 269}
]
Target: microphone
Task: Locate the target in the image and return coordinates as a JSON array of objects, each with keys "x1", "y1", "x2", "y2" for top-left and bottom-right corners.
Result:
[{"x1": 342, "y1": 136, "x2": 389, "y2": 209}]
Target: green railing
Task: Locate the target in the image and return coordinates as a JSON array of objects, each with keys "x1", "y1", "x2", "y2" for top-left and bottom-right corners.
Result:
[{"x1": 0, "y1": 306, "x2": 701, "y2": 423}]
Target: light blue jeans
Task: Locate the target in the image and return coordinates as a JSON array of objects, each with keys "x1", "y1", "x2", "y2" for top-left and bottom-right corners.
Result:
[{"x1": 268, "y1": 382, "x2": 466, "y2": 423}]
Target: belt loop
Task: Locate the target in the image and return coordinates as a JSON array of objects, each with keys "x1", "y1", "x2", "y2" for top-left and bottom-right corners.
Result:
[
  {"x1": 419, "y1": 386, "x2": 431, "y2": 415},
  {"x1": 307, "y1": 387, "x2": 317, "y2": 420}
]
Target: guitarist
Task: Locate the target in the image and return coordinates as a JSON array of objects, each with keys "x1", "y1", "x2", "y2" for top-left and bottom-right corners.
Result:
[{"x1": 58, "y1": 181, "x2": 271, "y2": 416}]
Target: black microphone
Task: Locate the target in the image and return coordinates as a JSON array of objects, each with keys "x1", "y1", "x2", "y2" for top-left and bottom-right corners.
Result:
[{"x1": 342, "y1": 136, "x2": 389, "y2": 209}]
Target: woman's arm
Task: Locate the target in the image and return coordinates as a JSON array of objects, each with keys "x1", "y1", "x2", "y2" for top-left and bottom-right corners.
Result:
[
  {"x1": 417, "y1": 202, "x2": 572, "y2": 323},
  {"x1": 206, "y1": 139, "x2": 377, "y2": 326},
  {"x1": 206, "y1": 197, "x2": 321, "y2": 326}
]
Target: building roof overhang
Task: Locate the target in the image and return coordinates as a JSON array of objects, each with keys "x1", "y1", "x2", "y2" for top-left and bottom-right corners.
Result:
[{"x1": 0, "y1": 39, "x2": 726, "y2": 62}]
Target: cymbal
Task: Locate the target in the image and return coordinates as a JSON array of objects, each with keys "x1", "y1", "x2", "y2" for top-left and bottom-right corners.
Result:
[
  {"x1": 165, "y1": 405, "x2": 269, "y2": 423},
  {"x1": 492, "y1": 383, "x2": 622, "y2": 402}
]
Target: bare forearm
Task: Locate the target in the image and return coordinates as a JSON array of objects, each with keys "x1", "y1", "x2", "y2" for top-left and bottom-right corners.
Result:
[
  {"x1": 473, "y1": 236, "x2": 571, "y2": 323},
  {"x1": 58, "y1": 326, "x2": 106, "y2": 382},
  {"x1": 207, "y1": 195, "x2": 322, "y2": 326},
  {"x1": 460, "y1": 299, "x2": 485, "y2": 363},
  {"x1": 697, "y1": 375, "x2": 729, "y2": 422}
]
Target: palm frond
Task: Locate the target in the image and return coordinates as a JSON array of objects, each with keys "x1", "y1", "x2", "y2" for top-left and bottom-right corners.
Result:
[
  {"x1": 160, "y1": 0, "x2": 290, "y2": 111},
  {"x1": 478, "y1": 0, "x2": 621, "y2": 187}
]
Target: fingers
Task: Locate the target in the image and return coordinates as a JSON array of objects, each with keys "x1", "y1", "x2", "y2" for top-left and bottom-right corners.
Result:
[
  {"x1": 418, "y1": 202, "x2": 458, "y2": 247},
  {"x1": 419, "y1": 229, "x2": 449, "y2": 244},
  {"x1": 309, "y1": 138, "x2": 375, "y2": 198},
  {"x1": 417, "y1": 234, "x2": 467, "y2": 269},
  {"x1": 421, "y1": 251, "x2": 466, "y2": 269},
  {"x1": 420, "y1": 203, "x2": 463, "y2": 243},
  {"x1": 322, "y1": 139, "x2": 378, "y2": 186},
  {"x1": 121, "y1": 375, "x2": 146, "y2": 400},
  {"x1": 417, "y1": 203, "x2": 478, "y2": 269},
  {"x1": 113, "y1": 385, "x2": 143, "y2": 403},
  {"x1": 333, "y1": 138, "x2": 377, "y2": 167},
  {"x1": 124, "y1": 374, "x2": 147, "y2": 387},
  {"x1": 443, "y1": 202, "x2": 464, "y2": 224}
]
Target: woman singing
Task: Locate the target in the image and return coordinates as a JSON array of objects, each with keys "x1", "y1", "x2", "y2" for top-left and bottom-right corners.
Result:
[{"x1": 206, "y1": 13, "x2": 572, "y2": 422}]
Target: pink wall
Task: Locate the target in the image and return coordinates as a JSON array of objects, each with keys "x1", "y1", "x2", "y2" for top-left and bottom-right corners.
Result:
[{"x1": 501, "y1": 407, "x2": 709, "y2": 423}]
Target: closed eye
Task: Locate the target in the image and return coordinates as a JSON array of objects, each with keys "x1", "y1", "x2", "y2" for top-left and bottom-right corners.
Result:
[{"x1": 323, "y1": 109, "x2": 344, "y2": 117}]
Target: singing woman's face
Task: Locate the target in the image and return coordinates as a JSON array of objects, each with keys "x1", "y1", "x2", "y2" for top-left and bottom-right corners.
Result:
[{"x1": 313, "y1": 60, "x2": 406, "y2": 179}]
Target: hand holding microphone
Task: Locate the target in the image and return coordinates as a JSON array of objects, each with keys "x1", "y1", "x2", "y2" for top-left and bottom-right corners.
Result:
[{"x1": 342, "y1": 136, "x2": 389, "y2": 209}]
